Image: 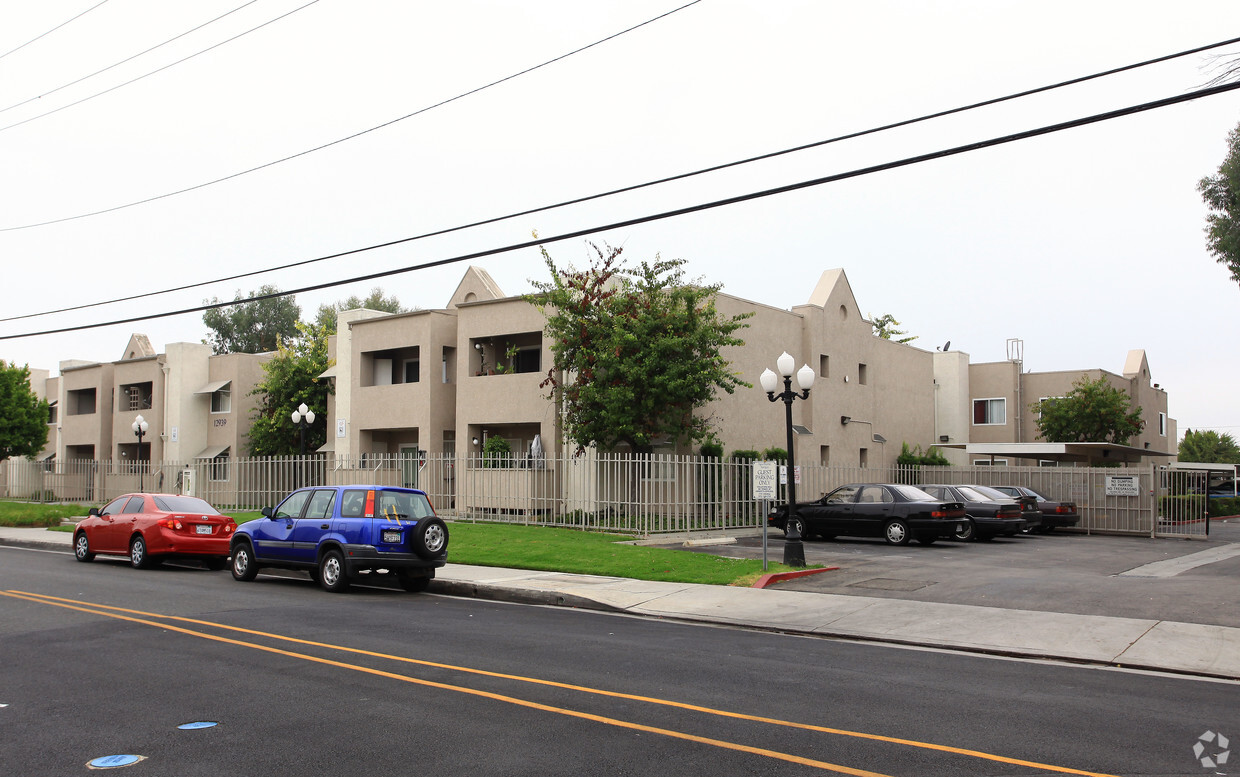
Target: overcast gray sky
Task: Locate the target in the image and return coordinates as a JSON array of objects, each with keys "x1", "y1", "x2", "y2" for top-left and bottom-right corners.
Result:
[{"x1": 2, "y1": 0, "x2": 1238, "y2": 437}]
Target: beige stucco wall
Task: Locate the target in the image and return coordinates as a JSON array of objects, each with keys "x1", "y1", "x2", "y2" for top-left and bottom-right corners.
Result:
[
  {"x1": 163, "y1": 342, "x2": 211, "y2": 461},
  {"x1": 59, "y1": 361, "x2": 113, "y2": 459}
]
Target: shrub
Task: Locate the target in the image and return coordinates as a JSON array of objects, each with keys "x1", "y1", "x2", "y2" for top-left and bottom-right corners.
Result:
[
  {"x1": 482, "y1": 436, "x2": 513, "y2": 468},
  {"x1": 761, "y1": 447, "x2": 788, "y2": 463},
  {"x1": 1210, "y1": 496, "x2": 1240, "y2": 517}
]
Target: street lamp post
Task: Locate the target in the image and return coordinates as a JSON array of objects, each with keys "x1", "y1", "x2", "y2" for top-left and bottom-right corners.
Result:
[
  {"x1": 131, "y1": 414, "x2": 149, "y2": 492},
  {"x1": 291, "y1": 403, "x2": 316, "y2": 488},
  {"x1": 291, "y1": 403, "x2": 316, "y2": 456},
  {"x1": 760, "y1": 352, "x2": 815, "y2": 568}
]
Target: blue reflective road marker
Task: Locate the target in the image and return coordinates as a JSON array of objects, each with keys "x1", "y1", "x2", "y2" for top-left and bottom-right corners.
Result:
[
  {"x1": 177, "y1": 721, "x2": 219, "y2": 730},
  {"x1": 87, "y1": 754, "x2": 144, "y2": 769}
]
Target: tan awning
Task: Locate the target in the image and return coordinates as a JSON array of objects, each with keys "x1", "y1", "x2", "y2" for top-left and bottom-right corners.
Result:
[
  {"x1": 194, "y1": 380, "x2": 231, "y2": 395},
  {"x1": 195, "y1": 445, "x2": 230, "y2": 459},
  {"x1": 317, "y1": 365, "x2": 338, "y2": 379}
]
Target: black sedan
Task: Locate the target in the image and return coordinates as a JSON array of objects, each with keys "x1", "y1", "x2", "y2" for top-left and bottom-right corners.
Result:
[
  {"x1": 767, "y1": 483, "x2": 967, "y2": 546},
  {"x1": 990, "y1": 485, "x2": 1079, "y2": 532},
  {"x1": 919, "y1": 484, "x2": 1026, "y2": 541}
]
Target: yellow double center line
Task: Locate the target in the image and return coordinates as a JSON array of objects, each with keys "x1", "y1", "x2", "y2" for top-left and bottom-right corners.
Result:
[{"x1": 3, "y1": 589, "x2": 1119, "y2": 777}]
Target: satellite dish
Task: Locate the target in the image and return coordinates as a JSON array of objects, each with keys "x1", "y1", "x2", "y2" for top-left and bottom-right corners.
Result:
[{"x1": 942, "y1": 340, "x2": 951, "y2": 351}]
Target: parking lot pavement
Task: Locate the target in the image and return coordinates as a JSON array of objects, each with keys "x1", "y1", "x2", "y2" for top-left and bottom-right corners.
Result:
[{"x1": 655, "y1": 520, "x2": 1240, "y2": 628}]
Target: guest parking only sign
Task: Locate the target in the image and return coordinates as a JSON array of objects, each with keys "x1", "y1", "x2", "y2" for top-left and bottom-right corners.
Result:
[{"x1": 753, "y1": 461, "x2": 777, "y2": 500}]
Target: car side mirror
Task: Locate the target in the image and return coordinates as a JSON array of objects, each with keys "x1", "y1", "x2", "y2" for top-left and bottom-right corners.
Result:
[
  {"x1": 88, "y1": 507, "x2": 100, "y2": 517},
  {"x1": 261, "y1": 506, "x2": 274, "y2": 519}
]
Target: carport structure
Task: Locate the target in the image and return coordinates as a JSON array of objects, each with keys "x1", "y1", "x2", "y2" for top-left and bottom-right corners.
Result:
[{"x1": 931, "y1": 443, "x2": 1205, "y2": 538}]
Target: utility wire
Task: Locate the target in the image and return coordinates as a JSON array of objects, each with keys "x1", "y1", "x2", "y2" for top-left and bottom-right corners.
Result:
[
  {"x1": 4, "y1": 78, "x2": 1239, "y2": 342},
  {"x1": 0, "y1": 0, "x2": 111, "y2": 61},
  {"x1": 0, "y1": 0, "x2": 702, "y2": 230},
  {"x1": 0, "y1": 0, "x2": 322, "y2": 135},
  {"x1": 3, "y1": 31, "x2": 1238, "y2": 324},
  {"x1": 0, "y1": 1, "x2": 262, "y2": 117}
]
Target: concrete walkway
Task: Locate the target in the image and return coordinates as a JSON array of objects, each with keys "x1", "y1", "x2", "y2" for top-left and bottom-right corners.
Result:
[{"x1": 3, "y1": 527, "x2": 1238, "y2": 681}]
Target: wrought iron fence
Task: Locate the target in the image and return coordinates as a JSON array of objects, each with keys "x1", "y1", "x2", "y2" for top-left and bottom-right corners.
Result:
[{"x1": 0, "y1": 454, "x2": 1204, "y2": 538}]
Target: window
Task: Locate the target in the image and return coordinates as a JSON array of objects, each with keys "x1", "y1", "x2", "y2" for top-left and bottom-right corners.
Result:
[
  {"x1": 1159, "y1": 412, "x2": 1167, "y2": 436},
  {"x1": 274, "y1": 490, "x2": 311, "y2": 519},
  {"x1": 859, "y1": 447, "x2": 868, "y2": 468},
  {"x1": 973, "y1": 398, "x2": 1006, "y2": 425},
  {"x1": 973, "y1": 459, "x2": 1009, "y2": 466},
  {"x1": 403, "y1": 359, "x2": 420, "y2": 383},
  {"x1": 858, "y1": 363, "x2": 868, "y2": 385},
  {"x1": 211, "y1": 388, "x2": 231, "y2": 413},
  {"x1": 47, "y1": 403, "x2": 57, "y2": 424},
  {"x1": 119, "y1": 382, "x2": 153, "y2": 411},
  {"x1": 819, "y1": 355, "x2": 829, "y2": 379},
  {"x1": 210, "y1": 448, "x2": 230, "y2": 482},
  {"x1": 305, "y1": 489, "x2": 336, "y2": 520}
]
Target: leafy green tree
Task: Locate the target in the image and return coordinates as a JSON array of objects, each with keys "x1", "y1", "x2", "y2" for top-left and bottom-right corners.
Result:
[
  {"x1": 870, "y1": 313, "x2": 917, "y2": 343},
  {"x1": 1031, "y1": 375, "x2": 1144, "y2": 445},
  {"x1": 203, "y1": 285, "x2": 301, "y2": 355},
  {"x1": 0, "y1": 362, "x2": 49, "y2": 461},
  {"x1": 314, "y1": 288, "x2": 407, "y2": 333},
  {"x1": 1177, "y1": 429, "x2": 1240, "y2": 464},
  {"x1": 1198, "y1": 123, "x2": 1240, "y2": 287},
  {"x1": 247, "y1": 321, "x2": 333, "y2": 456},
  {"x1": 529, "y1": 242, "x2": 751, "y2": 453}
]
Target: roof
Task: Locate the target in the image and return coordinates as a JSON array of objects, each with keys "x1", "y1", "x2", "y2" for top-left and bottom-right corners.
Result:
[{"x1": 933, "y1": 442, "x2": 1175, "y2": 464}]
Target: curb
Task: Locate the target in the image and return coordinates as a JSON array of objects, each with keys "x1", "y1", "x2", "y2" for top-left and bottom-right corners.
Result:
[{"x1": 751, "y1": 566, "x2": 838, "y2": 589}]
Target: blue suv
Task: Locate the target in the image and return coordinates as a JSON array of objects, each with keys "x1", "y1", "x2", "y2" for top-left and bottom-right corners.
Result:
[{"x1": 230, "y1": 485, "x2": 448, "y2": 593}]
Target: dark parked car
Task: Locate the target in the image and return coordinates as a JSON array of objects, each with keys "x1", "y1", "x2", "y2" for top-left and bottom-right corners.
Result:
[
  {"x1": 230, "y1": 485, "x2": 448, "y2": 592},
  {"x1": 989, "y1": 485, "x2": 1079, "y2": 533},
  {"x1": 967, "y1": 485, "x2": 1044, "y2": 534},
  {"x1": 918, "y1": 484, "x2": 1026, "y2": 541},
  {"x1": 74, "y1": 493, "x2": 236, "y2": 569},
  {"x1": 767, "y1": 483, "x2": 967, "y2": 546}
]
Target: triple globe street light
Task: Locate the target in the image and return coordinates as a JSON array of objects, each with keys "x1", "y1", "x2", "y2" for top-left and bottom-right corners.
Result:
[{"x1": 760, "y1": 352, "x2": 815, "y2": 568}]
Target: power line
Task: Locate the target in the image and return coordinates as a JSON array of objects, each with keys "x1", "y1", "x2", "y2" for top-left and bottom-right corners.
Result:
[
  {"x1": 0, "y1": 1, "x2": 262, "y2": 117},
  {"x1": 4, "y1": 78, "x2": 1238, "y2": 342},
  {"x1": 5, "y1": 32, "x2": 1239, "y2": 324},
  {"x1": 0, "y1": 0, "x2": 703, "y2": 231},
  {"x1": 0, "y1": 0, "x2": 322, "y2": 135},
  {"x1": 0, "y1": 0, "x2": 112, "y2": 61}
]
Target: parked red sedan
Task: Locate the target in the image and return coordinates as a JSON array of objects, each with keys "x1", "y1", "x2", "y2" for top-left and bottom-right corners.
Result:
[{"x1": 73, "y1": 493, "x2": 236, "y2": 569}]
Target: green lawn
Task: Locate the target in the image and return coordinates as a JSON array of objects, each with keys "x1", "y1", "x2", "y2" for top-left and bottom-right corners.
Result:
[{"x1": 1, "y1": 502, "x2": 789, "y2": 586}]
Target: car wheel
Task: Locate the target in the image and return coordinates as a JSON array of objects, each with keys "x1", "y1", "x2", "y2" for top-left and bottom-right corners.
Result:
[
  {"x1": 203, "y1": 558, "x2": 227, "y2": 571},
  {"x1": 397, "y1": 571, "x2": 432, "y2": 593},
  {"x1": 129, "y1": 535, "x2": 159, "y2": 569},
  {"x1": 916, "y1": 535, "x2": 937, "y2": 545},
  {"x1": 412, "y1": 518, "x2": 449, "y2": 560},
  {"x1": 953, "y1": 518, "x2": 976, "y2": 542},
  {"x1": 73, "y1": 532, "x2": 94, "y2": 562},
  {"x1": 231, "y1": 542, "x2": 258, "y2": 581},
  {"x1": 319, "y1": 549, "x2": 350, "y2": 593},
  {"x1": 784, "y1": 515, "x2": 807, "y2": 539},
  {"x1": 883, "y1": 519, "x2": 911, "y2": 545}
]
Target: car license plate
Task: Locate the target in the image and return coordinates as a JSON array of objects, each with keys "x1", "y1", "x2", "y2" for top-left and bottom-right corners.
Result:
[
  {"x1": 195, "y1": 525, "x2": 212, "y2": 535},
  {"x1": 382, "y1": 530, "x2": 402, "y2": 544}
]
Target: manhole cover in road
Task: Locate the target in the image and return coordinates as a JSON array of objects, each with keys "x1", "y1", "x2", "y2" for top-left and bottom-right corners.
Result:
[{"x1": 848, "y1": 578, "x2": 936, "y2": 592}]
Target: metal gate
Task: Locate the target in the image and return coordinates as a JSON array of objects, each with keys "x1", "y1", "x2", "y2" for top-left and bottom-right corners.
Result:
[{"x1": 1155, "y1": 466, "x2": 1210, "y2": 538}]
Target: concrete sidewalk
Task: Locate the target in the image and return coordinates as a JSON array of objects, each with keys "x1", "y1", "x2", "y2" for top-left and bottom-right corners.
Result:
[{"x1": 3, "y1": 526, "x2": 1238, "y2": 681}]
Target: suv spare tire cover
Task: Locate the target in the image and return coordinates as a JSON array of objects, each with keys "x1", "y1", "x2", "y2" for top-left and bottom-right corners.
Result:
[{"x1": 412, "y1": 517, "x2": 449, "y2": 560}]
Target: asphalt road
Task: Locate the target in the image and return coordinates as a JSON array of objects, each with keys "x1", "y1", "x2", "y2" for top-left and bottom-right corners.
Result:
[
  {"x1": 663, "y1": 521, "x2": 1240, "y2": 627},
  {"x1": 2, "y1": 545, "x2": 1237, "y2": 776}
]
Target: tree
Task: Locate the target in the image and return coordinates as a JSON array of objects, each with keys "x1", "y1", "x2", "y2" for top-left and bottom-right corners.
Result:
[
  {"x1": 0, "y1": 362, "x2": 49, "y2": 461},
  {"x1": 314, "y1": 287, "x2": 407, "y2": 333},
  {"x1": 203, "y1": 285, "x2": 301, "y2": 355},
  {"x1": 870, "y1": 313, "x2": 917, "y2": 344},
  {"x1": 1197, "y1": 123, "x2": 1240, "y2": 287},
  {"x1": 247, "y1": 321, "x2": 333, "y2": 456},
  {"x1": 529, "y1": 242, "x2": 752, "y2": 454},
  {"x1": 1177, "y1": 429, "x2": 1240, "y2": 464},
  {"x1": 1031, "y1": 375, "x2": 1144, "y2": 445}
]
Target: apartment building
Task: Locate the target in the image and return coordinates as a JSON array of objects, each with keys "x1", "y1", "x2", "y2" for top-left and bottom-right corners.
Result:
[
  {"x1": 38, "y1": 336, "x2": 271, "y2": 468},
  {"x1": 22, "y1": 266, "x2": 1177, "y2": 477}
]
